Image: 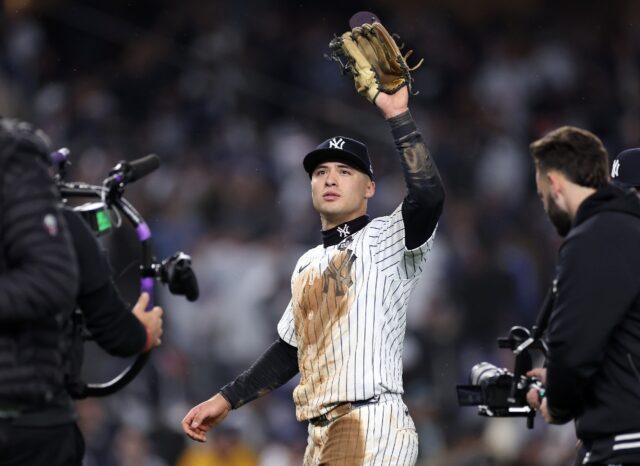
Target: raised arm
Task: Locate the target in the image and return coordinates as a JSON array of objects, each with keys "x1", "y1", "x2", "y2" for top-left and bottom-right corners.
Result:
[{"x1": 375, "y1": 89, "x2": 445, "y2": 249}]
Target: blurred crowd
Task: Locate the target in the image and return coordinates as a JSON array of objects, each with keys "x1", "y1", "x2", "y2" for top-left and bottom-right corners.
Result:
[{"x1": 1, "y1": 0, "x2": 639, "y2": 464}]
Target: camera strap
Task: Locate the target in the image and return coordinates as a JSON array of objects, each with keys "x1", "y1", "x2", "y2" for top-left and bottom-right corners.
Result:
[{"x1": 532, "y1": 278, "x2": 558, "y2": 340}]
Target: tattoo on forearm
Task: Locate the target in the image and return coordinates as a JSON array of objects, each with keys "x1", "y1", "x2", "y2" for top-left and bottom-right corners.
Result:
[
  {"x1": 387, "y1": 110, "x2": 442, "y2": 192},
  {"x1": 399, "y1": 142, "x2": 440, "y2": 188}
]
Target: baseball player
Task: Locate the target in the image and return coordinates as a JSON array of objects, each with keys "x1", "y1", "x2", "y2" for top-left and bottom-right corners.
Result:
[{"x1": 182, "y1": 19, "x2": 444, "y2": 466}]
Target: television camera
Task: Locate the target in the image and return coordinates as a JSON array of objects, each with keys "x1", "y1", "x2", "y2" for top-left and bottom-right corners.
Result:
[{"x1": 456, "y1": 326, "x2": 548, "y2": 428}]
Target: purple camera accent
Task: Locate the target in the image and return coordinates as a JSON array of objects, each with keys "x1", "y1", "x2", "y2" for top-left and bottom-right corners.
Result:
[
  {"x1": 50, "y1": 148, "x2": 70, "y2": 163},
  {"x1": 136, "y1": 223, "x2": 151, "y2": 241},
  {"x1": 141, "y1": 277, "x2": 154, "y2": 308}
]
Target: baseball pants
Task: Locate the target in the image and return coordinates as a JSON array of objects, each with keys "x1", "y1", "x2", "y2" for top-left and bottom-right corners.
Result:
[{"x1": 303, "y1": 395, "x2": 419, "y2": 466}]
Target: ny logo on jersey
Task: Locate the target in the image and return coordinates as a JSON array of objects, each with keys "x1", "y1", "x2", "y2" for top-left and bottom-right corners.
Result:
[
  {"x1": 337, "y1": 224, "x2": 350, "y2": 238},
  {"x1": 328, "y1": 137, "x2": 345, "y2": 150},
  {"x1": 612, "y1": 159, "x2": 620, "y2": 178},
  {"x1": 338, "y1": 236, "x2": 353, "y2": 250},
  {"x1": 323, "y1": 250, "x2": 357, "y2": 297}
]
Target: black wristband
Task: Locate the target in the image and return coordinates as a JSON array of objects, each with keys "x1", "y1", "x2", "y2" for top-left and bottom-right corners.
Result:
[{"x1": 388, "y1": 110, "x2": 418, "y2": 141}]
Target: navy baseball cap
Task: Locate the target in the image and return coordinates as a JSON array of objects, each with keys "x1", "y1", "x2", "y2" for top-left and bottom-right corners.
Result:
[
  {"x1": 611, "y1": 148, "x2": 640, "y2": 188},
  {"x1": 303, "y1": 136, "x2": 374, "y2": 179}
]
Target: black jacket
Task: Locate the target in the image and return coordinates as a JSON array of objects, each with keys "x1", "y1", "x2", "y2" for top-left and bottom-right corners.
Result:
[
  {"x1": 11, "y1": 208, "x2": 148, "y2": 426},
  {"x1": 545, "y1": 184, "x2": 640, "y2": 442},
  {"x1": 61, "y1": 208, "x2": 146, "y2": 403},
  {"x1": 0, "y1": 123, "x2": 79, "y2": 411}
]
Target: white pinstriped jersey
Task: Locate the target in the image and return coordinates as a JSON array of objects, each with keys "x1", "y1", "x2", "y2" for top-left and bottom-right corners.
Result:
[{"x1": 277, "y1": 204, "x2": 436, "y2": 421}]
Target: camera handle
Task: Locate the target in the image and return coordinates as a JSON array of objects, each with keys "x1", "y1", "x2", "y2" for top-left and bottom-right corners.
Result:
[
  {"x1": 508, "y1": 284, "x2": 557, "y2": 428},
  {"x1": 498, "y1": 325, "x2": 549, "y2": 428}
]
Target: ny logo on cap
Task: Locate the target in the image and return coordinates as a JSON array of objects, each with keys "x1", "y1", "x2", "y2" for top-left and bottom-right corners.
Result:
[
  {"x1": 612, "y1": 159, "x2": 620, "y2": 178},
  {"x1": 329, "y1": 137, "x2": 345, "y2": 150}
]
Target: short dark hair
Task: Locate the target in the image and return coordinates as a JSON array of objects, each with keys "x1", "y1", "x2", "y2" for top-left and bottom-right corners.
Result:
[{"x1": 529, "y1": 126, "x2": 609, "y2": 189}]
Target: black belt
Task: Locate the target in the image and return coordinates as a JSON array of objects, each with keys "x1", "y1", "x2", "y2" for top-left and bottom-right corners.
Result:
[{"x1": 309, "y1": 396, "x2": 379, "y2": 427}]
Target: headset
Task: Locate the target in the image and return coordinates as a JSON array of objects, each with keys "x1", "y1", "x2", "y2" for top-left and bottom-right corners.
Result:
[{"x1": 51, "y1": 148, "x2": 199, "y2": 398}]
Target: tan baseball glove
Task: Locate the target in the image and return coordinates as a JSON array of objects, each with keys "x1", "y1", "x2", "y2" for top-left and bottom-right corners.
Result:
[{"x1": 328, "y1": 12, "x2": 423, "y2": 103}]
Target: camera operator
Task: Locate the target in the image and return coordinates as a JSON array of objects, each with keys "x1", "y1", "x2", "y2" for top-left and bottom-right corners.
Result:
[
  {"x1": 526, "y1": 127, "x2": 640, "y2": 465},
  {"x1": 0, "y1": 119, "x2": 80, "y2": 465},
  {"x1": 0, "y1": 118, "x2": 165, "y2": 466}
]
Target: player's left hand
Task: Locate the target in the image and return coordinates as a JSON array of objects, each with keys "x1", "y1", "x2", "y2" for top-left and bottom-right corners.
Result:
[
  {"x1": 181, "y1": 393, "x2": 231, "y2": 442},
  {"x1": 374, "y1": 86, "x2": 409, "y2": 120}
]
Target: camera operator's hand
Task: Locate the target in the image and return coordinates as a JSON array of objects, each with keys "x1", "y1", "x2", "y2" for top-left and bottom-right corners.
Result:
[
  {"x1": 525, "y1": 367, "x2": 560, "y2": 423},
  {"x1": 132, "y1": 292, "x2": 164, "y2": 350},
  {"x1": 526, "y1": 367, "x2": 547, "y2": 385},
  {"x1": 537, "y1": 397, "x2": 557, "y2": 424},
  {"x1": 526, "y1": 367, "x2": 547, "y2": 410}
]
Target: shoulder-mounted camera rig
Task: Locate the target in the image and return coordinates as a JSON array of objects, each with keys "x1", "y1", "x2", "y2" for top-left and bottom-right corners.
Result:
[{"x1": 51, "y1": 148, "x2": 199, "y2": 398}]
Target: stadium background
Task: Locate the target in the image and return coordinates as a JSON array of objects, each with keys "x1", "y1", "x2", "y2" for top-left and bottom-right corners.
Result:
[{"x1": 1, "y1": 0, "x2": 639, "y2": 464}]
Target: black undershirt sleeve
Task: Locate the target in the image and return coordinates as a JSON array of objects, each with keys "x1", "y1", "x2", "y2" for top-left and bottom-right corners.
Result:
[
  {"x1": 220, "y1": 338, "x2": 299, "y2": 409},
  {"x1": 77, "y1": 282, "x2": 146, "y2": 357},
  {"x1": 388, "y1": 110, "x2": 445, "y2": 250}
]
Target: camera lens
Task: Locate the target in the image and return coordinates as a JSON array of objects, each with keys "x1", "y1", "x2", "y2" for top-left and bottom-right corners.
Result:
[{"x1": 470, "y1": 362, "x2": 504, "y2": 385}]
